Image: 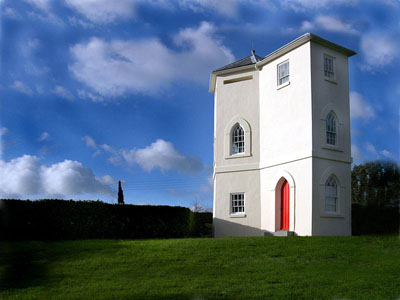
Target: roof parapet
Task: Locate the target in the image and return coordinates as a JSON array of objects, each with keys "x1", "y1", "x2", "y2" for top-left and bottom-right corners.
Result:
[{"x1": 209, "y1": 33, "x2": 356, "y2": 93}]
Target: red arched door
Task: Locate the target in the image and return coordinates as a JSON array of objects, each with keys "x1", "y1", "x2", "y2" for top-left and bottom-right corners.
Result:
[{"x1": 280, "y1": 180, "x2": 290, "y2": 230}]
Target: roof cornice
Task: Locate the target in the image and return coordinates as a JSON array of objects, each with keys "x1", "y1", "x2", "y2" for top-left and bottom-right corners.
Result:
[
  {"x1": 209, "y1": 33, "x2": 356, "y2": 94},
  {"x1": 209, "y1": 64, "x2": 256, "y2": 93}
]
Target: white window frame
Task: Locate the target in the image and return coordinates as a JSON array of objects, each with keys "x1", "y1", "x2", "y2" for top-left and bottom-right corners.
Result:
[
  {"x1": 277, "y1": 60, "x2": 290, "y2": 87},
  {"x1": 224, "y1": 116, "x2": 252, "y2": 159},
  {"x1": 324, "y1": 176, "x2": 338, "y2": 213},
  {"x1": 231, "y1": 124, "x2": 245, "y2": 155},
  {"x1": 324, "y1": 54, "x2": 336, "y2": 81},
  {"x1": 230, "y1": 193, "x2": 245, "y2": 216},
  {"x1": 326, "y1": 111, "x2": 337, "y2": 146}
]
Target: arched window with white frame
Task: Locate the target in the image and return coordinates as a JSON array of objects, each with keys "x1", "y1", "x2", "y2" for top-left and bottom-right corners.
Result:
[
  {"x1": 325, "y1": 175, "x2": 338, "y2": 213},
  {"x1": 231, "y1": 124, "x2": 245, "y2": 154},
  {"x1": 326, "y1": 112, "x2": 337, "y2": 146}
]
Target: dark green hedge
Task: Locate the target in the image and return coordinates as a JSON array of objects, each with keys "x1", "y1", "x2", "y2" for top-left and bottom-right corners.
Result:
[
  {"x1": 0, "y1": 199, "x2": 212, "y2": 241},
  {"x1": 352, "y1": 203, "x2": 399, "y2": 235}
]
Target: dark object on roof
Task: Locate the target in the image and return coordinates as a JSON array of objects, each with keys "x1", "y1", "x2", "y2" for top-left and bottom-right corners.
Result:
[{"x1": 213, "y1": 50, "x2": 263, "y2": 72}]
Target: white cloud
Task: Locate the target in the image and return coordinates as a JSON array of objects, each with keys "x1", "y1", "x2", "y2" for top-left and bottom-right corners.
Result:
[
  {"x1": 0, "y1": 128, "x2": 7, "y2": 137},
  {"x1": 127, "y1": 139, "x2": 203, "y2": 173},
  {"x1": 69, "y1": 22, "x2": 234, "y2": 97},
  {"x1": 89, "y1": 137, "x2": 203, "y2": 174},
  {"x1": 351, "y1": 144, "x2": 363, "y2": 165},
  {"x1": 82, "y1": 135, "x2": 97, "y2": 150},
  {"x1": 53, "y1": 85, "x2": 74, "y2": 101},
  {"x1": 99, "y1": 175, "x2": 118, "y2": 185},
  {"x1": 77, "y1": 89, "x2": 104, "y2": 102},
  {"x1": 38, "y1": 132, "x2": 50, "y2": 142},
  {"x1": 353, "y1": 143, "x2": 398, "y2": 163},
  {"x1": 25, "y1": 0, "x2": 63, "y2": 25},
  {"x1": 27, "y1": 38, "x2": 40, "y2": 50},
  {"x1": 380, "y1": 149, "x2": 396, "y2": 160},
  {"x1": 65, "y1": 0, "x2": 137, "y2": 23},
  {"x1": 82, "y1": 135, "x2": 101, "y2": 156},
  {"x1": 350, "y1": 91, "x2": 375, "y2": 120},
  {"x1": 360, "y1": 32, "x2": 398, "y2": 70},
  {"x1": 65, "y1": 0, "x2": 241, "y2": 24},
  {"x1": 178, "y1": 0, "x2": 240, "y2": 18},
  {"x1": 366, "y1": 142, "x2": 377, "y2": 155},
  {"x1": 0, "y1": 128, "x2": 8, "y2": 157},
  {"x1": 0, "y1": 155, "x2": 115, "y2": 198},
  {"x1": 24, "y1": 0, "x2": 51, "y2": 12},
  {"x1": 281, "y1": 0, "x2": 358, "y2": 11},
  {"x1": 68, "y1": 16, "x2": 94, "y2": 29},
  {"x1": 300, "y1": 15, "x2": 359, "y2": 35},
  {"x1": 11, "y1": 81, "x2": 33, "y2": 96},
  {"x1": 3, "y1": 7, "x2": 21, "y2": 19},
  {"x1": 199, "y1": 176, "x2": 213, "y2": 193}
]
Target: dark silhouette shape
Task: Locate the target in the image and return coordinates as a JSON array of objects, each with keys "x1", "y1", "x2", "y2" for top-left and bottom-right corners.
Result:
[
  {"x1": 118, "y1": 181, "x2": 124, "y2": 205},
  {"x1": 352, "y1": 160, "x2": 399, "y2": 207}
]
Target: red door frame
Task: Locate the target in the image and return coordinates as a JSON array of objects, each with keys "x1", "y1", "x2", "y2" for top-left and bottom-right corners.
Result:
[{"x1": 280, "y1": 180, "x2": 290, "y2": 230}]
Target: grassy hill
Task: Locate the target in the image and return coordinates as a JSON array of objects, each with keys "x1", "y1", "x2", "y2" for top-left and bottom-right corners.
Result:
[{"x1": 1, "y1": 236, "x2": 399, "y2": 299}]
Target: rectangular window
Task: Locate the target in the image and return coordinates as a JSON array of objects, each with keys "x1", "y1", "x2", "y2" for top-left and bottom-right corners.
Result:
[
  {"x1": 277, "y1": 60, "x2": 289, "y2": 86},
  {"x1": 324, "y1": 54, "x2": 335, "y2": 80},
  {"x1": 231, "y1": 193, "x2": 245, "y2": 214}
]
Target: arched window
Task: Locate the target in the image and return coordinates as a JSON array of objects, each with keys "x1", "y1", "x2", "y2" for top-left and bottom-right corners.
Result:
[
  {"x1": 326, "y1": 112, "x2": 337, "y2": 145},
  {"x1": 231, "y1": 124, "x2": 245, "y2": 154},
  {"x1": 325, "y1": 176, "x2": 338, "y2": 212}
]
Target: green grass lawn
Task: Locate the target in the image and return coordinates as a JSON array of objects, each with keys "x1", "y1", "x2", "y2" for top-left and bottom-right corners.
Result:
[{"x1": 0, "y1": 236, "x2": 399, "y2": 299}]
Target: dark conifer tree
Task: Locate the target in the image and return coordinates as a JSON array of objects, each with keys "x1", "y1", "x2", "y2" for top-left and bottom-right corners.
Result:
[{"x1": 118, "y1": 181, "x2": 124, "y2": 204}]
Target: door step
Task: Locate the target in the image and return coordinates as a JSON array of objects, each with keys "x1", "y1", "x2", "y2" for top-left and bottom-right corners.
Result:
[{"x1": 273, "y1": 230, "x2": 294, "y2": 237}]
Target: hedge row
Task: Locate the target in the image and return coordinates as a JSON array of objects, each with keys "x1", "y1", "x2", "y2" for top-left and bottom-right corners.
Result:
[
  {"x1": 352, "y1": 203, "x2": 399, "y2": 235},
  {"x1": 0, "y1": 199, "x2": 212, "y2": 241}
]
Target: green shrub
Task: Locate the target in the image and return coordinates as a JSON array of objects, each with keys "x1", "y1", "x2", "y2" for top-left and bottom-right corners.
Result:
[
  {"x1": 0, "y1": 199, "x2": 211, "y2": 241},
  {"x1": 352, "y1": 203, "x2": 399, "y2": 235}
]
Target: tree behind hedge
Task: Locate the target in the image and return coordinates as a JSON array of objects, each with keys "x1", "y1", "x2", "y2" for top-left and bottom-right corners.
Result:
[
  {"x1": 118, "y1": 181, "x2": 124, "y2": 205},
  {"x1": 352, "y1": 160, "x2": 399, "y2": 207}
]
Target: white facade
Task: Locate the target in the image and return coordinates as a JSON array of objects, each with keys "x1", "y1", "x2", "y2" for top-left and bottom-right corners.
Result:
[{"x1": 210, "y1": 33, "x2": 355, "y2": 237}]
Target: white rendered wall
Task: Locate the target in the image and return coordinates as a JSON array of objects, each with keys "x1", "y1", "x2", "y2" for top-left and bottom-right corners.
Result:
[
  {"x1": 310, "y1": 42, "x2": 352, "y2": 235},
  {"x1": 258, "y1": 42, "x2": 313, "y2": 236},
  {"x1": 213, "y1": 170, "x2": 262, "y2": 237},
  {"x1": 260, "y1": 158, "x2": 313, "y2": 236},
  {"x1": 213, "y1": 69, "x2": 260, "y2": 171},
  {"x1": 310, "y1": 42, "x2": 352, "y2": 163},
  {"x1": 213, "y1": 69, "x2": 261, "y2": 237},
  {"x1": 212, "y1": 40, "x2": 352, "y2": 237},
  {"x1": 311, "y1": 158, "x2": 351, "y2": 236},
  {"x1": 259, "y1": 42, "x2": 313, "y2": 168}
]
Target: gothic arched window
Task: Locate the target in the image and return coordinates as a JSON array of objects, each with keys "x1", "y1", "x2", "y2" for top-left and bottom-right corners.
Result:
[
  {"x1": 326, "y1": 112, "x2": 337, "y2": 145},
  {"x1": 231, "y1": 124, "x2": 245, "y2": 154},
  {"x1": 325, "y1": 176, "x2": 338, "y2": 212}
]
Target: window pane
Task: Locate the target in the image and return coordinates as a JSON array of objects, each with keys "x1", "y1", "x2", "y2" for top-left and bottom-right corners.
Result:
[
  {"x1": 326, "y1": 113, "x2": 337, "y2": 145},
  {"x1": 232, "y1": 124, "x2": 245, "y2": 154},
  {"x1": 231, "y1": 193, "x2": 245, "y2": 214},
  {"x1": 278, "y1": 61, "x2": 289, "y2": 85},
  {"x1": 325, "y1": 177, "x2": 338, "y2": 212}
]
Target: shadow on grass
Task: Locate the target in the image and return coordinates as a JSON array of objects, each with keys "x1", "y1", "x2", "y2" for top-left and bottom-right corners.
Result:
[
  {"x1": 0, "y1": 240, "x2": 121, "y2": 291},
  {"x1": 0, "y1": 242, "x2": 49, "y2": 290}
]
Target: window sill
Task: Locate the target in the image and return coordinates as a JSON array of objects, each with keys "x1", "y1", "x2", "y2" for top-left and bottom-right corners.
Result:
[
  {"x1": 230, "y1": 213, "x2": 246, "y2": 218},
  {"x1": 324, "y1": 78, "x2": 337, "y2": 84},
  {"x1": 225, "y1": 152, "x2": 252, "y2": 159},
  {"x1": 320, "y1": 212, "x2": 344, "y2": 218},
  {"x1": 322, "y1": 145, "x2": 343, "y2": 152},
  {"x1": 277, "y1": 81, "x2": 290, "y2": 90}
]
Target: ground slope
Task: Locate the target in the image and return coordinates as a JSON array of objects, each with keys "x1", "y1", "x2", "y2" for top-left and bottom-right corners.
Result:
[{"x1": 0, "y1": 236, "x2": 399, "y2": 299}]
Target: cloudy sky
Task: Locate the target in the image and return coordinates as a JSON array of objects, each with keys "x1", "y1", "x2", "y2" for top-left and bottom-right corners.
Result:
[{"x1": 0, "y1": 0, "x2": 399, "y2": 207}]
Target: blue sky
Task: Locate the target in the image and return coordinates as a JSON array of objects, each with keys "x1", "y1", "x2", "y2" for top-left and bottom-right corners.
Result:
[{"x1": 0, "y1": 0, "x2": 399, "y2": 208}]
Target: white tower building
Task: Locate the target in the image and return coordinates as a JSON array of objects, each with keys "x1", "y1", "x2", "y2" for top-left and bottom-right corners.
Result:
[{"x1": 210, "y1": 33, "x2": 356, "y2": 237}]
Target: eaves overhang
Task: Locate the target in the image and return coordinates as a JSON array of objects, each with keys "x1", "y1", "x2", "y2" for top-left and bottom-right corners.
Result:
[{"x1": 209, "y1": 33, "x2": 356, "y2": 94}]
